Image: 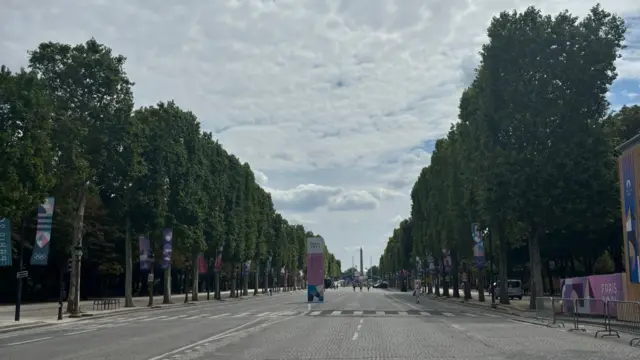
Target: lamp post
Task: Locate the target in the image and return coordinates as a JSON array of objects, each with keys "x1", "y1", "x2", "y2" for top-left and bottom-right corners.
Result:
[{"x1": 71, "y1": 245, "x2": 83, "y2": 316}]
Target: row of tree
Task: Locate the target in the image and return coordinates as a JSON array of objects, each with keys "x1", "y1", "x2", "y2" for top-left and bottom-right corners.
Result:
[
  {"x1": 379, "y1": 5, "x2": 638, "y2": 309},
  {"x1": 0, "y1": 39, "x2": 342, "y2": 307}
]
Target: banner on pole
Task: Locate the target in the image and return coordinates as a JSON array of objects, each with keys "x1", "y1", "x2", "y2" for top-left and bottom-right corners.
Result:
[
  {"x1": 0, "y1": 219, "x2": 11, "y2": 267},
  {"x1": 31, "y1": 197, "x2": 55, "y2": 265},
  {"x1": 471, "y1": 223, "x2": 485, "y2": 269},
  {"x1": 197, "y1": 253, "x2": 207, "y2": 274},
  {"x1": 161, "y1": 228, "x2": 173, "y2": 269},
  {"x1": 139, "y1": 235, "x2": 151, "y2": 270},
  {"x1": 306, "y1": 236, "x2": 325, "y2": 302}
]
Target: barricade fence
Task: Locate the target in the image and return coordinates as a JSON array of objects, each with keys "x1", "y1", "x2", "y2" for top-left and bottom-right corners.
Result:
[{"x1": 533, "y1": 296, "x2": 640, "y2": 346}]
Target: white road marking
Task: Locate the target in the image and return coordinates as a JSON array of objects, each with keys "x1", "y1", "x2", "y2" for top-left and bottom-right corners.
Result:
[
  {"x1": 483, "y1": 313, "x2": 500, "y2": 318},
  {"x1": 147, "y1": 315, "x2": 293, "y2": 360},
  {"x1": 359, "y1": 319, "x2": 363, "y2": 324},
  {"x1": 451, "y1": 324, "x2": 465, "y2": 331},
  {"x1": 184, "y1": 315, "x2": 202, "y2": 320},
  {"x1": 465, "y1": 313, "x2": 478, "y2": 317},
  {"x1": 255, "y1": 312, "x2": 272, "y2": 317},
  {"x1": 310, "y1": 311, "x2": 321, "y2": 316},
  {"x1": 398, "y1": 311, "x2": 408, "y2": 316},
  {"x1": 208, "y1": 313, "x2": 230, "y2": 319},
  {"x1": 7, "y1": 337, "x2": 52, "y2": 346},
  {"x1": 65, "y1": 329, "x2": 97, "y2": 336},
  {"x1": 161, "y1": 316, "x2": 180, "y2": 320},
  {"x1": 142, "y1": 315, "x2": 167, "y2": 321},
  {"x1": 420, "y1": 311, "x2": 432, "y2": 316},
  {"x1": 442, "y1": 312, "x2": 454, "y2": 317},
  {"x1": 331, "y1": 311, "x2": 341, "y2": 316},
  {"x1": 232, "y1": 312, "x2": 250, "y2": 317},
  {"x1": 376, "y1": 311, "x2": 385, "y2": 315},
  {"x1": 352, "y1": 332, "x2": 359, "y2": 341},
  {"x1": 357, "y1": 324, "x2": 362, "y2": 330},
  {"x1": 353, "y1": 311, "x2": 363, "y2": 316}
]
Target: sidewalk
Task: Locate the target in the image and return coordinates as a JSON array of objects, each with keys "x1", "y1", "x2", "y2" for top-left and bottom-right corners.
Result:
[
  {"x1": 0, "y1": 289, "x2": 282, "y2": 333},
  {"x1": 427, "y1": 287, "x2": 534, "y2": 317}
]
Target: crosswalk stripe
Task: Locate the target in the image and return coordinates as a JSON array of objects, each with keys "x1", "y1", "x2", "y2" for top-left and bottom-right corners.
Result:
[
  {"x1": 465, "y1": 313, "x2": 478, "y2": 317},
  {"x1": 161, "y1": 316, "x2": 180, "y2": 320},
  {"x1": 376, "y1": 311, "x2": 385, "y2": 315},
  {"x1": 398, "y1": 311, "x2": 408, "y2": 316},
  {"x1": 310, "y1": 311, "x2": 321, "y2": 316},
  {"x1": 442, "y1": 312, "x2": 454, "y2": 317},
  {"x1": 331, "y1": 311, "x2": 341, "y2": 316},
  {"x1": 420, "y1": 311, "x2": 432, "y2": 316},
  {"x1": 279, "y1": 311, "x2": 297, "y2": 316},
  {"x1": 184, "y1": 315, "x2": 202, "y2": 320},
  {"x1": 255, "y1": 312, "x2": 272, "y2": 317},
  {"x1": 128, "y1": 316, "x2": 151, "y2": 321},
  {"x1": 141, "y1": 315, "x2": 166, "y2": 321},
  {"x1": 483, "y1": 313, "x2": 500, "y2": 318},
  {"x1": 208, "y1": 313, "x2": 230, "y2": 319},
  {"x1": 353, "y1": 311, "x2": 363, "y2": 315},
  {"x1": 232, "y1": 312, "x2": 250, "y2": 317}
]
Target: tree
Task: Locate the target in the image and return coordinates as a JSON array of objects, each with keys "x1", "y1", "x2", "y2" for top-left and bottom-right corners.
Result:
[{"x1": 0, "y1": 66, "x2": 55, "y2": 221}]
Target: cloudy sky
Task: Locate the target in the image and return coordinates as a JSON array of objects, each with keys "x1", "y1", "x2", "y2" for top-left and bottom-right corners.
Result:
[{"x1": 2, "y1": 0, "x2": 639, "y2": 270}]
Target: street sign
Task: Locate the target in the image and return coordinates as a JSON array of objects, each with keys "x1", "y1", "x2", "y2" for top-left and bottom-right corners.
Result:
[
  {"x1": 16, "y1": 270, "x2": 28, "y2": 279},
  {"x1": 147, "y1": 273, "x2": 154, "y2": 282}
]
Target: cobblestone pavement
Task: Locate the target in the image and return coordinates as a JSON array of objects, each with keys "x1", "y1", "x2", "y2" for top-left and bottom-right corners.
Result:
[{"x1": 1, "y1": 288, "x2": 638, "y2": 359}]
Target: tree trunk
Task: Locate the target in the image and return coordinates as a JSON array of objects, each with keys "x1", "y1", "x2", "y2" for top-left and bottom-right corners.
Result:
[
  {"x1": 124, "y1": 216, "x2": 134, "y2": 307},
  {"x1": 477, "y1": 267, "x2": 485, "y2": 302},
  {"x1": 147, "y1": 267, "x2": 154, "y2": 307},
  {"x1": 214, "y1": 271, "x2": 221, "y2": 300},
  {"x1": 254, "y1": 264, "x2": 259, "y2": 296},
  {"x1": 528, "y1": 228, "x2": 544, "y2": 310},
  {"x1": 452, "y1": 251, "x2": 460, "y2": 298},
  {"x1": 242, "y1": 268, "x2": 249, "y2": 296},
  {"x1": 495, "y1": 221, "x2": 509, "y2": 304},
  {"x1": 192, "y1": 254, "x2": 199, "y2": 301},
  {"x1": 67, "y1": 181, "x2": 88, "y2": 314},
  {"x1": 230, "y1": 267, "x2": 237, "y2": 298},
  {"x1": 163, "y1": 265, "x2": 172, "y2": 304}
]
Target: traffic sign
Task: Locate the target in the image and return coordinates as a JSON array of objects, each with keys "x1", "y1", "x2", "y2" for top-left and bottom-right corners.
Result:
[{"x1": 16, "y1": 270, "x2": 28, "y2": 279}]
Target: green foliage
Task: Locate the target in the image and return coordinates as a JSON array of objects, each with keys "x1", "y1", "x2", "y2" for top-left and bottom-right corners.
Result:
[
  {"x1": 380, "y1": 5, "x2": 629, "y2": 302},
  {"x1": 0, "y1": 38, "x2": 341, "y2": 300}
]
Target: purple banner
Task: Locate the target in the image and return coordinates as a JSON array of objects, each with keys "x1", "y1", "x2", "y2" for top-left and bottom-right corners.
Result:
[
  {"x1": 139, "y1": 235, "x2": 150, "y2": 270},
  {"x1": 471, "y1": 223, "x2": 485, "y2": 269},
  {"x1": 561, "y1": 273, "x2": 625, "y2": 316},
  {"x1": 161, "y1": 228, "x2": 173, "y2": 269}
]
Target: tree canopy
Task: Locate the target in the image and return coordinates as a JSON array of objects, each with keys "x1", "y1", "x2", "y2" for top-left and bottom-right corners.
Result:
[
  {"x1": 0, "y1": 39, "x2": 341, "y2": 303},
  {"x1": 380, "y1": 5, "x2": 633, "y2": 308}
]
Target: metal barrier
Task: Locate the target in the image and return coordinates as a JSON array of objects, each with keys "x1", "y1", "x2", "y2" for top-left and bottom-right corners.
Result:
[
  {"x1": 606, "y1": 300, "x2": 640, "y2": 346},
  {"x1": 533, "y1": 297, "x2": 640, "y2": 346},
  {"x1": 92, "y1": 298, "x2": 121, "y2": 311},
  {"x1": 534, "y1": 296, "x2": 564, "y2": 328}
]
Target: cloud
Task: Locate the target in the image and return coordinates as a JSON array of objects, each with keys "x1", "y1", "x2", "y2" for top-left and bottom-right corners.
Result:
[
  {"x1": 2, "y1": 0, "x2": 638, "y2": 268},
  {"x1": 266, "y1": 184, "x2": 401, "y2": 213},
  {"x1": 253, "y1": 170, "x2": 269, "y2": 186}
]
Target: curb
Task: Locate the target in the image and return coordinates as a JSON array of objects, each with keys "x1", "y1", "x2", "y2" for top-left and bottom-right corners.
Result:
[
  {"x1": 0, "y1": 291, "x2": 292, "y2": 335},
  {"x1": 427, "y1": 294, "x2": 533, "y2": 318}
]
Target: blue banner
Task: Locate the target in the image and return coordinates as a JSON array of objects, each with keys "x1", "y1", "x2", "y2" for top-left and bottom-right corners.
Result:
[
  {"x1": 161, "y1": 228, "x2": 173, "y2": 269},
  {"x1": 139, "y1": 235, "x2": 151, "y2": 270},
  {"x1": 0, "y1": 218, "x2": 12, "y2": 267},
  {"x1": 621, "y1": 152, "x2": 639, "y2": 283},
  {"x1": 31, "y1": 197, "x2": 55, "y2": 266},
  {"x1": 472, "y1": 223, "x2": 485, "y2": 269}
]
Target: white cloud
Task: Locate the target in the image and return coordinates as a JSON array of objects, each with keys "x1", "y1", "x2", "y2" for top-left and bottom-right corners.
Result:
[
  {"x1": 2, "y1": 0, "x2": 638, "y2": 267},
  {"x1": 253, "y1": 170, "x2": 269, "y2": 186}
]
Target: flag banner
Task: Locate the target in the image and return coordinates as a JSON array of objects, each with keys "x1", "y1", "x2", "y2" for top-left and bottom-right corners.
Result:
[
  {"x1": 139, "y1": 235, "x2": 151, "y2": 270},
  {"x1": 161, "y1": 228, "x2": 173, "y2": 269},
  {"x1": 0, "y1": 218, "x2": 11, "y2": 267},
  {"x1": 31, "y1": 197, "x2": 55, "y2": 265}
]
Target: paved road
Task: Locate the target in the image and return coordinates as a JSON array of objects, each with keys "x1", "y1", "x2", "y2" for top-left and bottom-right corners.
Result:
[{"x1": 1, "y1": 288, "x2": 637, "y2": 359}]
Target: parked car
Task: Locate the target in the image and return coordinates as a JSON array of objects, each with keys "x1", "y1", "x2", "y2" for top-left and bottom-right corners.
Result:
[{"x1": 491, "y1": 279, "x2": 523, "y2": 300}]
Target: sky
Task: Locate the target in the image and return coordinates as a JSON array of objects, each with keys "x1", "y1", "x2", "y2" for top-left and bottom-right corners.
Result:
[{"x1": 2, "y1": 0, "x2": 639, "y2": 271}]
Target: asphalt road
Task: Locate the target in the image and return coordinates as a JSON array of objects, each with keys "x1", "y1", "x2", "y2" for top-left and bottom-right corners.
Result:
[{"x1": 0, "y1": 288, "x2": 637, "y2": 359}]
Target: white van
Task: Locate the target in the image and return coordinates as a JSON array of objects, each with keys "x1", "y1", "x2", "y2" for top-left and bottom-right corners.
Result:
[{"x1": 492, "y1": 279, "x2": 523, "y2": 300}]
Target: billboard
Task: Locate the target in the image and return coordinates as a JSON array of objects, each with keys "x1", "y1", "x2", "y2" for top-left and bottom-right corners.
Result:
[{"x1": 307, "y1": 236, "x2": 325, "y2": 302}]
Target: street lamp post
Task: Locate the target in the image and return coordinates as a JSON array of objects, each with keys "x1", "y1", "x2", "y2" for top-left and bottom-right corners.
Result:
[{"x1": 71, "y1": 245, "x2": 83, "y2": 316}]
